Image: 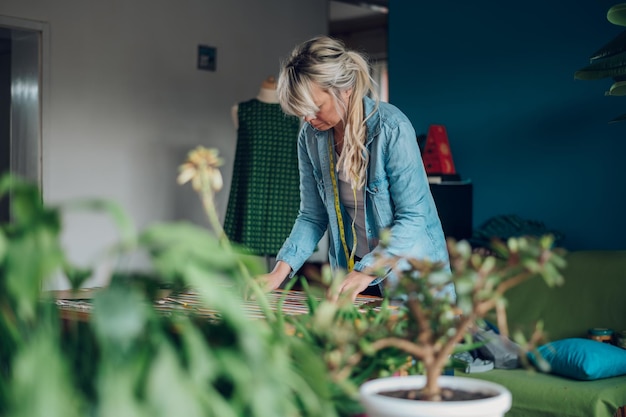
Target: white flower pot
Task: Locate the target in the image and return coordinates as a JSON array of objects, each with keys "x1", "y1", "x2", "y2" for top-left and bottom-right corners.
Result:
[{"x1": 359, "y1": 375, "x2": 512, "y2": 417}]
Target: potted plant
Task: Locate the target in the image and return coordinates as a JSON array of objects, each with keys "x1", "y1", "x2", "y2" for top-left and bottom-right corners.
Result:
[
  {"x1": 266, "y1": 233, "x2": 566, "y2": 417},
  {"x1": 267, "y1": 234, "x2": 562, "y2": 417},
  {"x1": 313, "y1": 231, "x2": 567, "y2": 417}
]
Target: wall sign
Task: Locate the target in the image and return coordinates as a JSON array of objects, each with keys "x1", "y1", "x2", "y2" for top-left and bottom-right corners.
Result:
[{"x1": 197, "y1": 45, "x2": 217, "y2": 71}]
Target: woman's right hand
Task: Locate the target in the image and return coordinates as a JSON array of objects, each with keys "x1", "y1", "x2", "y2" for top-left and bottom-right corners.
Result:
[{"x1": 254, "y1": 260, "x2": 292, "y2": 293}]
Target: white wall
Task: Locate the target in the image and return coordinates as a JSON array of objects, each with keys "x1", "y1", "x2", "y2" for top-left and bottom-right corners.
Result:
[{"x1": 0, "y1": 0, "x2": 328, "y2": 289}]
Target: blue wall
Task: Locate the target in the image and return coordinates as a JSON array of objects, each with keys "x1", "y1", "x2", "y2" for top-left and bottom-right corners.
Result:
[{"x1": 388, "y1": 1, "x2": 626, "y2": 250}]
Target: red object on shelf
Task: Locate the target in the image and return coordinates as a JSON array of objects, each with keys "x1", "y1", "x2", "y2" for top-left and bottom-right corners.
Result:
[{"x1": 422, "y1": 124, "x2": 456, "y2": 175}]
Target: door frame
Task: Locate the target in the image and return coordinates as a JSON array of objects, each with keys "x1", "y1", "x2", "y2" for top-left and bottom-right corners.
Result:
[{"x1": 0, "y1": 15, "x2": 49, "y2": 190}]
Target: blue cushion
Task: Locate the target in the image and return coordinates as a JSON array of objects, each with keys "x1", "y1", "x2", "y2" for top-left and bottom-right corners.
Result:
[{"x1": 527, "y1": 338, "x2": 626, "y2": 381}]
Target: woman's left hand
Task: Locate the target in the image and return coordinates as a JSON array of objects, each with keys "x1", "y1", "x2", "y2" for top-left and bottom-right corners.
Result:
[{"x1": 328, "y1": 270, "x2": 376, "y2": 303}]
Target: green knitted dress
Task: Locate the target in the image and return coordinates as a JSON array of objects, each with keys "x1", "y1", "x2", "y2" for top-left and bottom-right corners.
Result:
[{"x1": 223, "y1": 99, "x2": 301, "y2": 256}]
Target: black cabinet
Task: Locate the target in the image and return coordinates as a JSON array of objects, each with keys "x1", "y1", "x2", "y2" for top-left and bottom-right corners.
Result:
[{"x1": 429, "y1": 180, "x2": 473, "y2": 241}]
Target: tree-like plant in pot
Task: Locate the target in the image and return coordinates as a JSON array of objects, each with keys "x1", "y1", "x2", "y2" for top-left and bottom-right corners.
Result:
[
  {"x1": 346, "y1": 231, "x2": 567, "y2": 417},
  {"x1": 274, "y1": 230, "x2": 567, "y2": 417}
]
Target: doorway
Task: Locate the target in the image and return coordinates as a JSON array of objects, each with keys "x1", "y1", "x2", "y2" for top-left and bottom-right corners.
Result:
[
  {"x1": 0, "y1": 16, "x2": 47, "y2": 222},
  {"x1": 329, "y1": 0, "x2": 388, "y2": 101}
]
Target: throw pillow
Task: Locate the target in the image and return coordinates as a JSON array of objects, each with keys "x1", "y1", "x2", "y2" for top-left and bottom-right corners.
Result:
[{"x1": 527, "y1": 337, "x2": 626, "y2": 380}]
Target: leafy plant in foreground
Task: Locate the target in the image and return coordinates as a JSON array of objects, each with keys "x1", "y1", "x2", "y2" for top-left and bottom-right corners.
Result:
[{"x1": 0, "y1": 146, "x2": 340, "y2": 417}]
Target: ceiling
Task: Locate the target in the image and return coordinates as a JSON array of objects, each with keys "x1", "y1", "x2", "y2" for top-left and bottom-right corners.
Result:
[
  {"x1": 0, "y1": 4, "x2": 387, "y2": 58},
  {"x1": 329, "y1": 0, "x2": 388, "y2": 22},
  {"x1": 328, "y1": 0, "x2": 388, "y2": 58}
]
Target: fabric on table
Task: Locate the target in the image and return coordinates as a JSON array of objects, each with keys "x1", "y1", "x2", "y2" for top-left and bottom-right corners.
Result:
[{"x1": 224, "y1": 99, "x2": 301, "y2": 256}]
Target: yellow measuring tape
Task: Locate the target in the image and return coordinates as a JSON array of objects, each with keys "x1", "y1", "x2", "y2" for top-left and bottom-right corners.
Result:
[{"x1": 327, "y1": 138, "x2": 358, "y2": 271}]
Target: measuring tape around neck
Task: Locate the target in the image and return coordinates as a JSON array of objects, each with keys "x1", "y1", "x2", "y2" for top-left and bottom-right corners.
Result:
[{"x1": 327, "y1": 137, "x2": 358, "y2": 271}]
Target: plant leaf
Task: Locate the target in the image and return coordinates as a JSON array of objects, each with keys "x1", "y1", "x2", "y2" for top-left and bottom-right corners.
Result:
[
  {"x1": 574, "y1": 51, "x2": 626, "y2": 80},
  {"x1": 589, "y1": 29, "x2": 626, "y2": 61},
  {"x1": 9, "y1": 327, "x2": 84, "y2": 417},
  {"x1": 608, "y1": 3, "x2": 626, "y2": 27}
]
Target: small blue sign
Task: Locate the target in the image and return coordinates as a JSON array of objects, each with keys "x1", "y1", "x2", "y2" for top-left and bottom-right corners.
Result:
[{"x1": 198, "y1": 45, "x2": 217, "y2": 71}]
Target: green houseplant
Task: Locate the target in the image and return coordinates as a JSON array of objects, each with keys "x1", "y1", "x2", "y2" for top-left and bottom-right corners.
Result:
[
  {"x1": 0, "y1": 147, "x2": 343, "y2": 417},
  {"x1": 575, "y1": 2, "x2": 626, "y2": 122},
  {"x1": 293, "y1": 230, "x2": 566, "y2": 417},
  {"x1": 357, "y1": 234, "x2": 566, "y2": 417},
  {"x1": 273, "y1": 230, "x2": 566, "y2": 417}
]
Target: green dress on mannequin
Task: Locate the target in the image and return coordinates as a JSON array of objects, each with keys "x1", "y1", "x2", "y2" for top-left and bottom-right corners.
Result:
[{"x1": 224, "y1": 78, "x2": 301, "y2": 256}]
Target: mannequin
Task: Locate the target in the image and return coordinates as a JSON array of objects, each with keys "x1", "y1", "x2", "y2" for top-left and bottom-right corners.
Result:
[
  {"x1": 231, "y1": 76, "x2": 279, "y2": 129},
  {"x1": 223, "y1": 76, "x2": 301, "y2": 258},
  {"x1": 259, "y1": 75, "x2": 278, "y2": 100}
]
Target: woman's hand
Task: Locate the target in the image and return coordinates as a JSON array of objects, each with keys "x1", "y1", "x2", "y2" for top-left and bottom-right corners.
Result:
[
  {"x1": 328, "y1": 270, "x2": 376, "y2": 303},
  {"x1": 254, "y1": 260, "x2": 292, "y2": 294}
]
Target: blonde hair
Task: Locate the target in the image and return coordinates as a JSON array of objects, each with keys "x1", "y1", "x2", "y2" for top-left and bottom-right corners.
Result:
[{"x1": 277, "y1": 36, "x2": 379, "y2": 189}]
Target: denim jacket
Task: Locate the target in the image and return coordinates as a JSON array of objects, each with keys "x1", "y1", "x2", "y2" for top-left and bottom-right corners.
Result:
[{"x1": 276, "y1": 96, "x2": 450, "y2": 285}]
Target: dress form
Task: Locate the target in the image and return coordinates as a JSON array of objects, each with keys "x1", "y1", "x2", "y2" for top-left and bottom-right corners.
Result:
[
  {"x1": 231, "y1": 76, "x2": 279, "y2": 129},
  {"x1": 224, "y1": 76, "x2": 301, "y2": 258}
]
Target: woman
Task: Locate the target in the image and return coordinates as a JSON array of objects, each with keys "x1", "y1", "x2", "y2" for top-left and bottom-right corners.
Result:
[{"x1": 258, "y1": 36, "x2": 450, "y2": 302}]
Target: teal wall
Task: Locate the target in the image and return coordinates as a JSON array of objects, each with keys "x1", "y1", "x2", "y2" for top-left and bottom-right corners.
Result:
[{"x1": 388, "y1": 0, "x2": 626, "y2": 250}]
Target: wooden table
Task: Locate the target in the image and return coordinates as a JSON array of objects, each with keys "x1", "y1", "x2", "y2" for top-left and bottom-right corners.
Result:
[{"x1": 50, "y1": 287, "x2": 383, "y2": 323}]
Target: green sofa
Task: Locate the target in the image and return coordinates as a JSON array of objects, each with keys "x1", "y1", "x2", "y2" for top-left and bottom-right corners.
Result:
[{"x1": 462, "y1": 250, "x2": 626, "y2": 417}]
